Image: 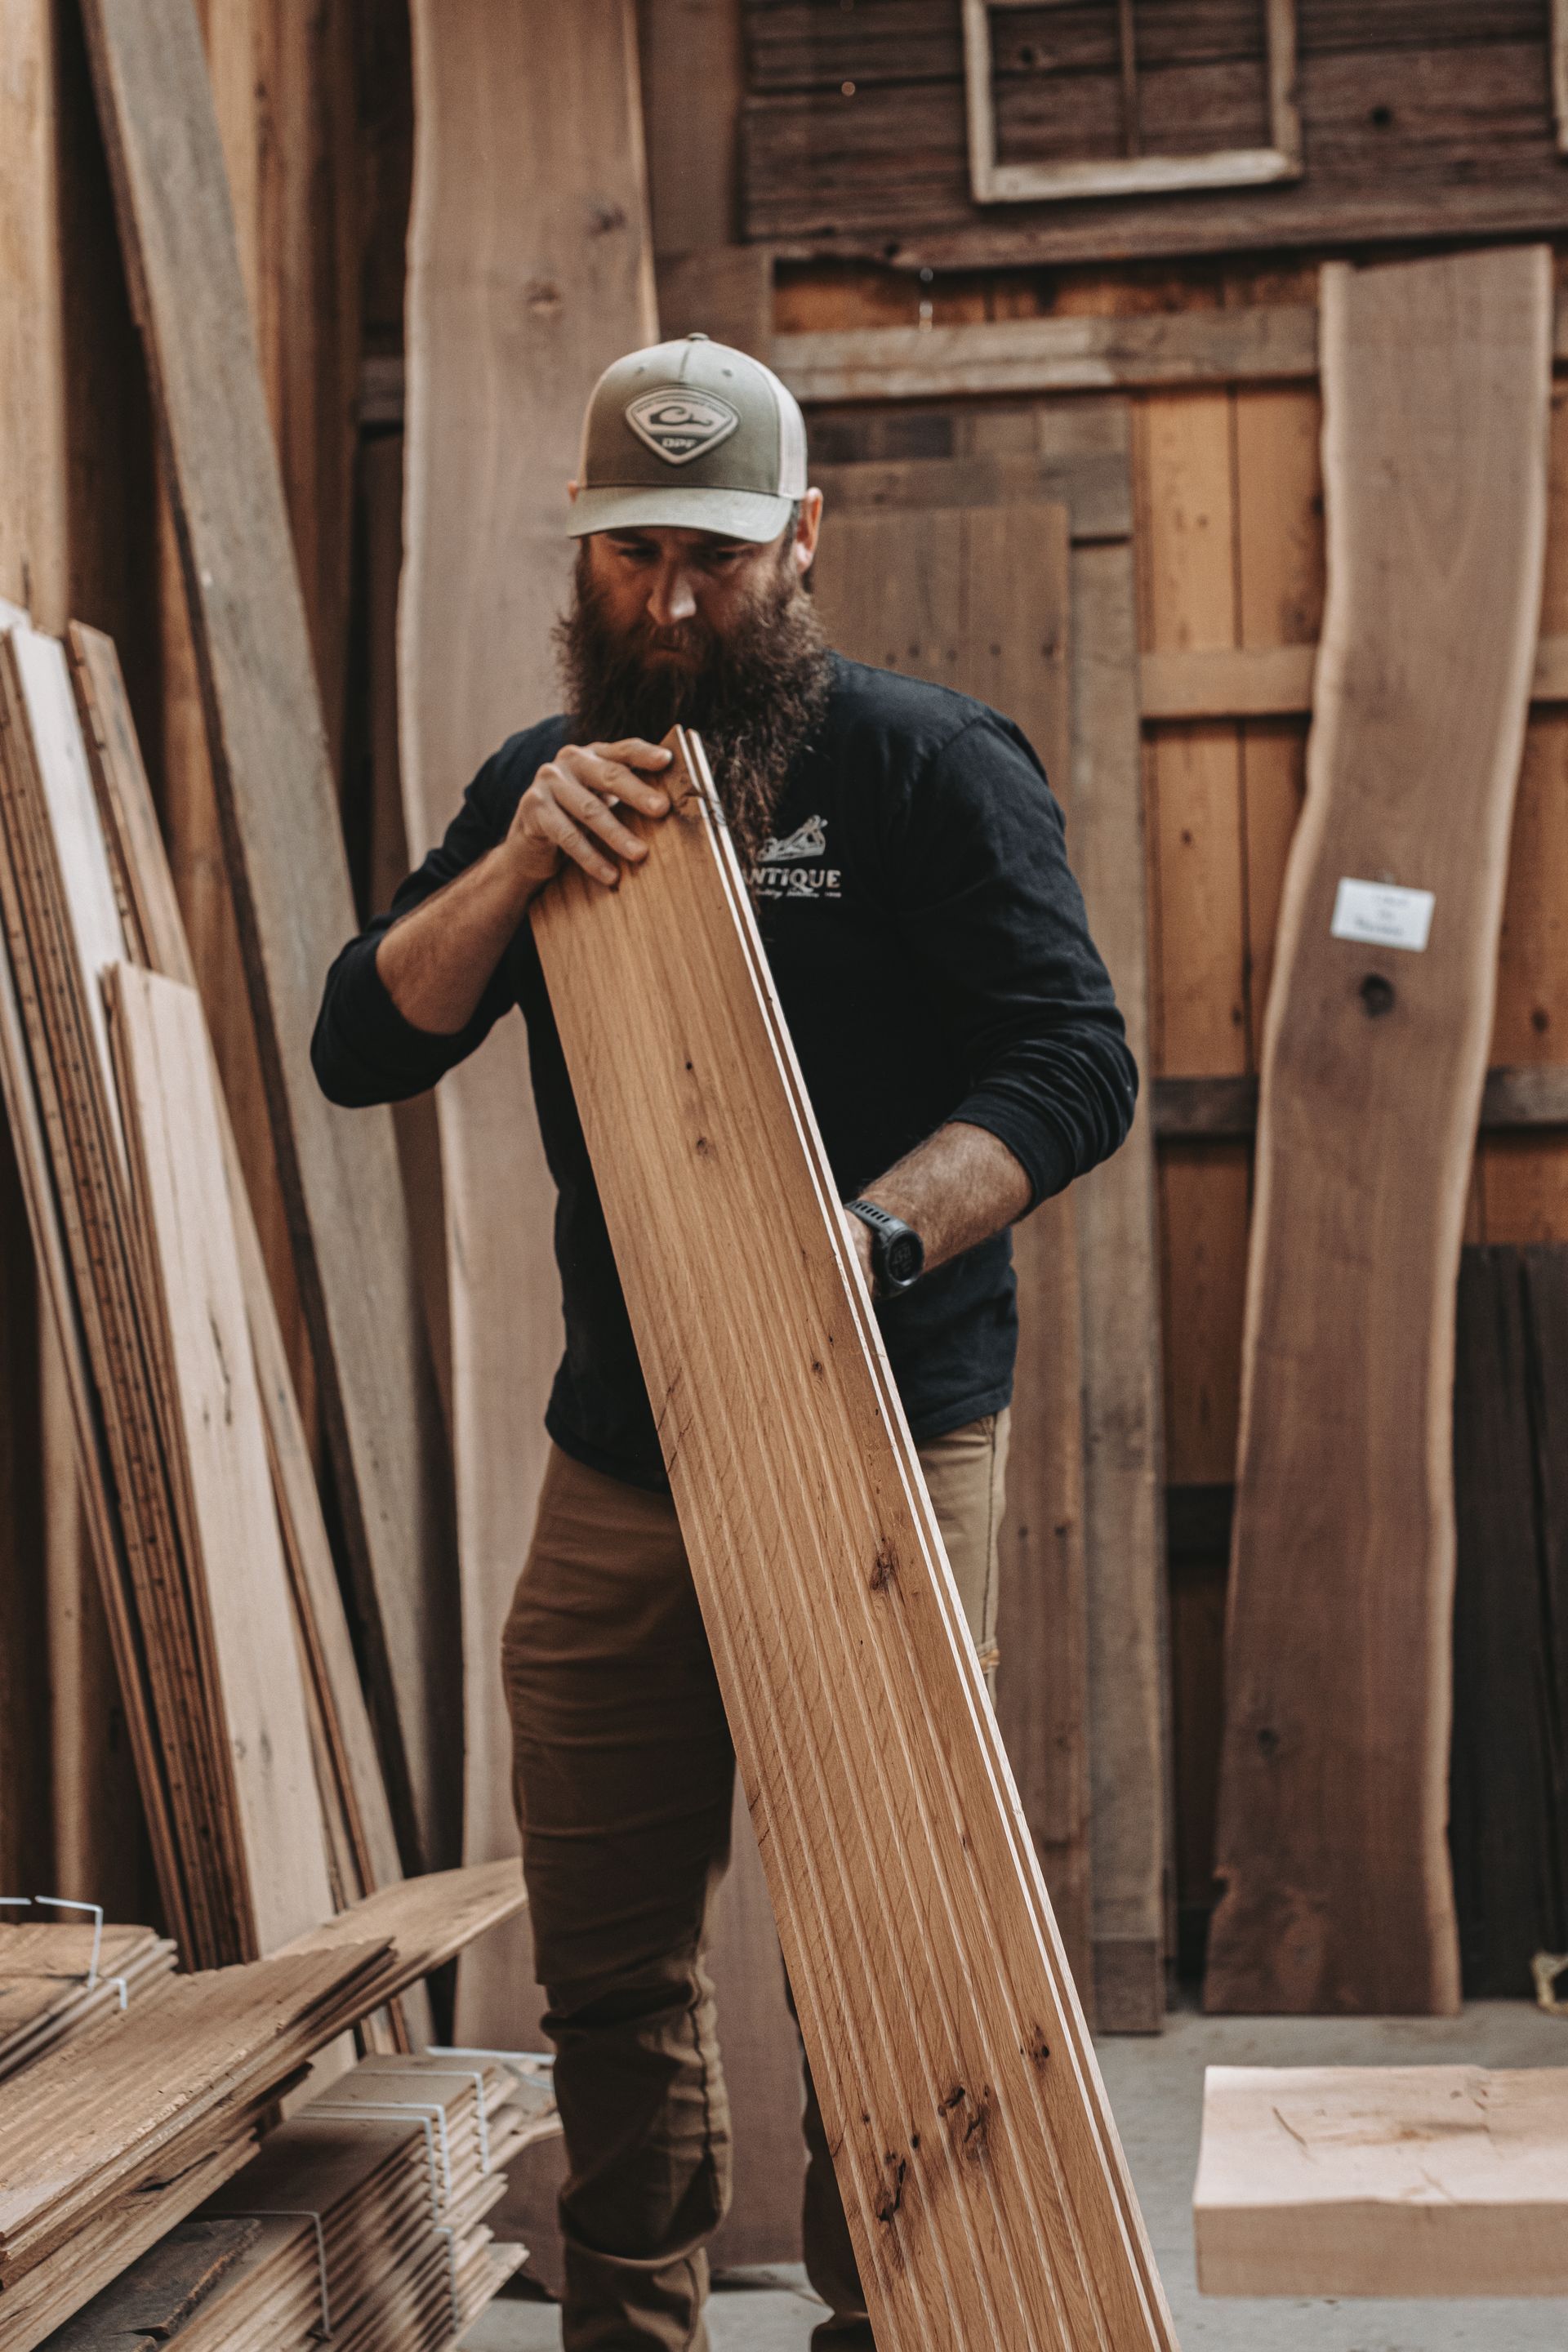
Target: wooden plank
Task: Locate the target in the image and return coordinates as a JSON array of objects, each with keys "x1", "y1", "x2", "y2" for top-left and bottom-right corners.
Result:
[
  {"x1": 79, "y1": 0, "x2": 460, "y2": 1877},
  {"x1": 399, "y1": 0, "x2": 651, "y2": 2050},
  {"x1": 105, "y1": 962, "x2": 333, "y2": 1952},
  {"x1": 810, "y1": 497, "x2": 1093, "y2": 2009},
  {"x1": 1140, "y1": 634, "x2": 1568, "y2": 720},
  {"x1": 531, "y1": 728, "x2": 1175, "y2": 2347},
  {"x1": 779, "y1": 307, "x2": 1320, "y2": 404},
  {"x1": 1193, "y1": 2064, "x2": 1568, "y2": 2297},
  {"x1": 640, "y1": 0, "x2": 745, "y2": 252},
  {"x1": 1208, "y1": 247, "x2": 1552, "y2": 2016},
  {"x1": 1156, "y1": 1066, "x2": 1568, "y2": 1138}
]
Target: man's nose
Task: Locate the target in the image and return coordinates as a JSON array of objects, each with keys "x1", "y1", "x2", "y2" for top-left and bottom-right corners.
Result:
[{"x1": 647, "y1": 564, "x2": 698, "y2": 629}]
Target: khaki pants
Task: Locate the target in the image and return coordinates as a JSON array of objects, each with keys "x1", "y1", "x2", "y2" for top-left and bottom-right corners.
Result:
[{"x1": 501, "y1": 1413, "x2": 1009, "y2": 2352}]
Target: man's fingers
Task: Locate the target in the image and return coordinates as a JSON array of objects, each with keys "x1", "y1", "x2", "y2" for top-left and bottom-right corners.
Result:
[
  {"x1": 568, "y1": 742, "x2": 672, "y2": 816},
  {"x1": 562, "y1": 778, "x2": 648, "y2": 862},
  {"x1": 590, "y1": 737, "x2": 674, "y2": 770},
  {"x1": 537, "y1": 794, "x2": 619, "y2": 887}
]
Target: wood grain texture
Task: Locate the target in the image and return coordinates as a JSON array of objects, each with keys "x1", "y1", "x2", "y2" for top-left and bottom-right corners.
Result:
[
  {"x1": 399, "y1": 0, "x2": 653, "y2": 2047},
  {"x1": 1194, "y1": 2063, "x2": 1568, "y2": 2297},
  {"x1": 105, "y1": 961, "x2": 332, "y2": 1953},
  {"x1": 532, "y1": 728, "x2": 1175, "y2": 2350},
  {"x1": 80, "y1": 0, "x2": 459, "y2": 1877},
  {"x1": 811, "y1": 495, "x2": 1092, "y2": 2007},
  {"x1": 1207, "y1": 247, "x2": 1552, "y2": 2016}
]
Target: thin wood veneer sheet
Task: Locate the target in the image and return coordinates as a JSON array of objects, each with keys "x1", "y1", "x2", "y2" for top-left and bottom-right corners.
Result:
[
  {"x1": 1192, "y1": 2065, "x2": 1568, "y2": 2296},
  {"x1": 105, "y1": 964, "x2": 332, "y2": 1953},
  {"x1": 531, "y1": 731, "x2": 1174, "y2": 2350},
  {"x1": 400, "y1": 0, "x2": 653, "y2": 2047},
  {"x1": 1207, "y1": 247, "x2": 1553, "y2": 2016}
]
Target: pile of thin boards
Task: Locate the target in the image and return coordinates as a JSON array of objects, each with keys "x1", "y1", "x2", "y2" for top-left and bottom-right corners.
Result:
[
  {"x1": 0, "y1": 1864, "x2": 533, "y2": 2349},
  {"x1": 0, "y1": 1920, "x2": 176, "y2": 2080},
  {"x1": 40, "y1": 2050, "x2": 557, "y2": 2351},
  {"x1": 0, "y1": 602, "x2": 406, "y2": 1988}
]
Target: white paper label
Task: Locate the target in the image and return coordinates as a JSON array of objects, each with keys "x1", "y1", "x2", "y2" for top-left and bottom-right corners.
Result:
[{"x1": 1330, "y1": 877, "x2": 1435, "y2": 953}]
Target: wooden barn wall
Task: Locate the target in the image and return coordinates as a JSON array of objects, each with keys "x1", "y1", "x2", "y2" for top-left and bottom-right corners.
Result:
[
  {"x1": 742, "y1": 0, "x2": 1568, "y2": 269},
  {"x1": 778, "y1": 249, "x2": 1568, "y2": 1964}
]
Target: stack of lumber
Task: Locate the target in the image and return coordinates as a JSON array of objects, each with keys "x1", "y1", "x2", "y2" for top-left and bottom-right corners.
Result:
[
  {"x1": 0, "y1": 1921, "x2": 176, "y2": 2081},
  {"x1": 1193, "y1": 2062, "x2": 1568, "y2": 2297},
  {"x1": 0, "y1": 606, "x2": 417, "y2": 2016},
  {"x1": 0, "y1": 1864, "x2": 527, "y2": 2350},
  {"x1": 42, "y1": 2051, "x2": 559, "y2": 2350}
]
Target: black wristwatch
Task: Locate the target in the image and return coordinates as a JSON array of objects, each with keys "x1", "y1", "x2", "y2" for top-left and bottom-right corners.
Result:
[{"x1": 844, "y1": 1200, "x2": 924, "y2": 1298}]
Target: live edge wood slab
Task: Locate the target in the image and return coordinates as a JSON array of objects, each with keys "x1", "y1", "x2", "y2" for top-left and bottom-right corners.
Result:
[
  {"x1": 531, "y1": 728, "x2": 1174, "y2": 2350},
  {"x1": 1207, "y1": 248, "x2": 1552, "y2": 2016}
]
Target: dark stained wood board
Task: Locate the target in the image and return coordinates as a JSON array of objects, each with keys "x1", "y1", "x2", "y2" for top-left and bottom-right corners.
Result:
[
  {"x1": 79, "y1": 0, "x2": 461, "y2": 1878},
  {"x1": 1207, "y1": 247, "x2": 1552, "y2": 2015},
  {"x1": 1450, "y1": 1245, "x2": 1568, "y2": 1998},
  {"x1": 532, "y1": 728, "x2": 1176, "y2": 2350}
]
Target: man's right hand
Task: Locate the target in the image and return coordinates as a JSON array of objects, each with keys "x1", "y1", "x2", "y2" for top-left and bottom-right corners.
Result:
[{"x1": 508, "y1": 738, "x2": 675, "y2": 893}]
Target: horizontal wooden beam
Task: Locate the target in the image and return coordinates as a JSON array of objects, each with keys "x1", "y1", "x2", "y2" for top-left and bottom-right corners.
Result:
[
  {"x1": 1154, "y1": 1066, "x2": 1568, "y2": 1141},
  {"x1": 360, "y1": 292, "x2": 1568, "y2": 428},
  {"x1": 1141, "y1": 634, "x2": 1568, "y2": 720}
]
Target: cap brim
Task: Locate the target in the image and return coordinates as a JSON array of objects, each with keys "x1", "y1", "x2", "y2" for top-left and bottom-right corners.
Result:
[{"x1": 567, "y1": 484, "x2": 794, "y2": 543}]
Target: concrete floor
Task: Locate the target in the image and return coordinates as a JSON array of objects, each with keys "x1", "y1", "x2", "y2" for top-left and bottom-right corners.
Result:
[{"x1": 464, "y1": 2000, "x2": 1568, "y2": 2350}]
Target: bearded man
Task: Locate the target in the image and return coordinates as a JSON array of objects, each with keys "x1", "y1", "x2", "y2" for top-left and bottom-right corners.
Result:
[{"x1": 313, "y1": 335, "x2": 1137, "y2": 2352}]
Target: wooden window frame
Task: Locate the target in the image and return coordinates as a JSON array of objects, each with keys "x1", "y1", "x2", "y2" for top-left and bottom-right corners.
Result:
[{"x1": 962, "y1": 0, "x2": 1303, "y2": 206}]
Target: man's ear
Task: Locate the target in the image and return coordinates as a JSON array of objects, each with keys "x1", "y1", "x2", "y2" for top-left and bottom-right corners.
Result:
[
  {"x1": 794, "y1": 487, "x2": 824, "y2": 576},
  {"x1": 567, "y1": 479, "x2": 580, "y2": 505}
]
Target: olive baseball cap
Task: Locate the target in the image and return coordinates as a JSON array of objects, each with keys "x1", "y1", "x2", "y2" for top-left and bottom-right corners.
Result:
[{"x1": 568, "y1": 332, "x2": 807, "y2": 545}]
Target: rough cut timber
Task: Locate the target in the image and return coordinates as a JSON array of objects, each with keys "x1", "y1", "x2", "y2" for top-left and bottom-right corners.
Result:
[
  {"x1": 1193, "y1": 2063, "x2": 1568, "y2": 2298},
  {"x1": 810, "y1": 494, "x2": 1091, "y2": 2006},
  {"x1": 79, "y1": 0, "x2": 460, "y2": 1875},
  {"x1": 399, "y1": 0, "x2": 654, "y2": 2045},
  {"x1": 532, "y1": 728, "x2": 1174, "y2": 2350},
  {"x1": 1207, "y1": 247, "x2": 1552, "y2": 2016}
]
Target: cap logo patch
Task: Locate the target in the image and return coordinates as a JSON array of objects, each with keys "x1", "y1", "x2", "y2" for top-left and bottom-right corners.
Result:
[{"x1": 625, "y1": 388, "x2": 741, "y2": 467}]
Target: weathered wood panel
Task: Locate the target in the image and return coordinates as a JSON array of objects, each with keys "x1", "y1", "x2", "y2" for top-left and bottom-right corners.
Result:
[
  {"x1": 532, "y1": 727, "x2": 1175, "y2": 2349},
  {"x1": 1208, "y1": 248, "x2": 1552, "y2": 2015},
  {"x1": 742, "y1": 2, "x2": 1568, "y2": 268}
]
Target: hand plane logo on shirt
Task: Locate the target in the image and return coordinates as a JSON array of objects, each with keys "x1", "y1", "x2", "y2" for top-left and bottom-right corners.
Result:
[
  {"x1": 753, "y1": 813, "x2": 841, "y2": 900},
  {"x1": 625, "y1": 390, "x2": 741, "y2": 465}
]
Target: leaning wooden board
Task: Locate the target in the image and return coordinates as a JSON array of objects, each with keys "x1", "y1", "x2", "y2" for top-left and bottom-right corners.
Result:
[
  {"x1": 1207, "y1": 248, "x2": 1552, "y2": 2014},
  {"x1": 1193, "y1": 2063, "x2": 1568, "y2": 2297},
  {"x1": 814, "y1": 418, "x2": 1169, "y2": 2030},
  {"x1": 399, "y1": 0, "x2": 653, "y2": 2049},
  {"x1": 532, "y1": 728, "x2": 1174, "y2": 2350},
  {"x1": 810, "y1": 494, "x2": 1091, "y2": 2003},
  {"x1": 80, "y1": 0, "x2": 460, "y2": 1875}
]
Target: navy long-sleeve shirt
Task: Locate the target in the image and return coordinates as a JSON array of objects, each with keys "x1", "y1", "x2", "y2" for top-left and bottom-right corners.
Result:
[{"x1": 313, "y1": 653, "x2": 1137, "y2": 1490}]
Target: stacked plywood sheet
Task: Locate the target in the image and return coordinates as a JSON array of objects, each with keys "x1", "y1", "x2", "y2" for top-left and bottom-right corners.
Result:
[
  {"x1": 0, "y1": 1921, "x2": 176, "y2": 2082},
  {"x1": 0, "y1": 1865, "x2": 527, "y2": 2350},
  {"x1": 42, "y1": 2051, "x2": 559, "y2": 2350}
]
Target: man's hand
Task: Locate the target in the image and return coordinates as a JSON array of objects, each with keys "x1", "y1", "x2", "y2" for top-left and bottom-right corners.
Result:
[{"x1": 508, "y1": 738, "x2": 674, "y2": 892}]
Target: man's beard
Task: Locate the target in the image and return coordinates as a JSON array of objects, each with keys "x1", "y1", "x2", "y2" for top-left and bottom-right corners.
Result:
[{"x1": 554, "y1": 542, "x2": 832, "y2": 867}]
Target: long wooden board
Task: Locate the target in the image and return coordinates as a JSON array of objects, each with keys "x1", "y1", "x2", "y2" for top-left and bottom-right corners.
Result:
[
  {"x1": 817, "y1": 422, "x2": 1169, "y2": 2030},
  {"x1": 1193, "y1": 2064, "x2": 1568, "y2": 2297},
  {"x1": 532, "y1": 728, "x2": 1174, "y2": 2350},
  {"x1": 399, "y1": 0, "x2": 654, "y2": 2047},
  {"x1": 79, "y1": 0, "x2": 459, "y2": 1874},
  {"x1": 810, "y1": 496, "x2": 1090, "y2": 2004},
  {"x1": 1207, "y1": 248, "x2": 1553, "y2": 2016}
]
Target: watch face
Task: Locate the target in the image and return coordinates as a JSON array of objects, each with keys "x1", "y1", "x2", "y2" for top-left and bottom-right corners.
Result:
[{"x1": 885, "y1": 1231, "x2": 923, "y2": 1287}]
